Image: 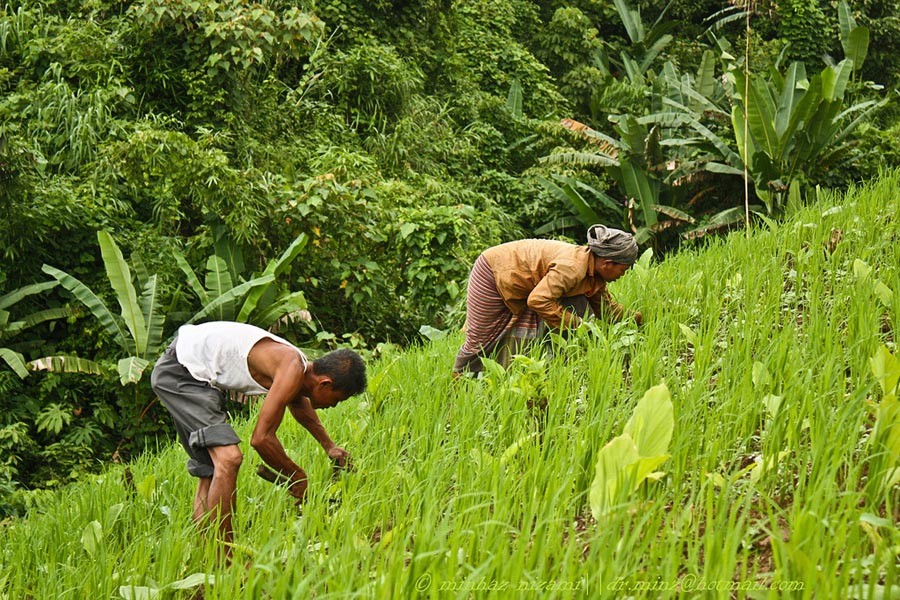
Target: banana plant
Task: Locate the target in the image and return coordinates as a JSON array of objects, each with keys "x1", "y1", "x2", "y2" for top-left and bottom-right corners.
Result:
[
  {"x1": 608, "y1": 0, "x2": 676, "y2": 86},
  {"x1": 0, "y1": 281, "x2": 71, "y2": 378},
  {"x1": 541, "y1": 114, "x2": 699, "y2": 244},
  {"x1": 174, "y1": 232, "x2": 310, "y2": 329},
  {"x1": 37, "y1": 229, "x2": 306, "y2": 386},
  {"x1": 837, "y1": 0, "x2": 869, "y2": 80},
  {"x1": 541, "y1": 0, "x2": 738, "y2": 243},
  {"x1": 38, "y1": 231, "x2": 167, "y2": 385},
  {"x1": 534, "y1": 174, "x2": 624, "y2": 235},
  {"x1": 727, "y1": 59, "x2": 885, "y2": 214}
]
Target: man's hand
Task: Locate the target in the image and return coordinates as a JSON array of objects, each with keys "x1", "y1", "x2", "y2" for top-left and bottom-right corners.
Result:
[
  {"x1": 287, "y1": 478, "x2": 308, "y2": 505},
  {"x1": 328, "y1": 446, "x2": 353, "y2": 470},
  {"x1": 256, "y1": 464, "x2": 308, "y2": 505}
]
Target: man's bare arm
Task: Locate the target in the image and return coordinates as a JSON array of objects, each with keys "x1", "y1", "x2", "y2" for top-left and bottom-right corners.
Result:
[
  {"x1": 288, "y1": 397, "x2": 336, "y2": 451},
  {"x1": 250, "y1": 361, "x2": 309, "y2": 496},
  {"x1": 289, "y1": 398, "x2": 351, "y2": 468}
]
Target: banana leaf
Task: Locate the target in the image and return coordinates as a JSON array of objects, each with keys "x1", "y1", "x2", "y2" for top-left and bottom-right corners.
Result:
[
  {"x1": 731, "y1": 104, "x2": 752, "y2": 166},
  {"x1": 838, "y1": 1, "x2": 869, "y2": 73},
  {"x1": 695, "y1": 50, "x2": 717, "y2": 107},
  {"x1": 30, "y1": 355, "x2": 109, "y2": 376},
  {"x1": 644, "y1": 124, "x2": 663, "y2": 168},
  {"x1": 638, "y1": 109, "x2": 693, "y2": 129},
  {"x1": 632, "y1": 225, "x2": 653, "y2": 245},
  {"x1": 213, "y1": 225, "x2": 245, "y2": 282},
  {"x1": 683, "y1": 115, "x2": 743, "y2": 168},
  {"x1": 613, "y1": 115, "x2": 647, "y2": 155},
  {"x1": 832, "y1": 98, "x2": 887, "y2": 146},
  {"x1": 173, "y1": 249, "x2": 209, "y2": 304},
  {"x1": 131, "y1": 252, "x2": 152, "y2": 290},
  {"x1": 506, "y1": 79, "x2": 523, "y2": 119},
  {"x1": 654, "y1": 204, "x2": 695, "y2": 224},
  {"x1": 793, "y1": 98, "x2": 842, "y2": 165},
  {"x1": 237, "y1": 234, "x2": 308, "y2": 323},
  {"x1": 204, "y1": 255, "x2": 235, "y2": 320},
  {"x1": 98, "y1": 231, "x2": 145, "y2": 357},
  {"x1": 745, "y1": 75, "x2": 778, "y2": 158},
  {"x1": 0, "y1": 281, "x2": 57, "y2": 310},
  {"x1": 535, "y1": 216, "x2": 584, "y2": 236},
  {"x1": 845, "y1": 28, "x2": 869, "y2": 75},
  {"x1": 837, "y1": 0, "x2": 857, "y2": 41},
  {"x1": 774, "y1": 62, "x2": 805, "y2": 139},
  {"x1": 778, "y1": 76, "x2": 823, "y2": 161},
  {"x1": 559, "y1": 119, "x2": 621, "y2": 150},
  {"x1": 139, "y1": 275, "x2": 166, "y2": 358},
  {"x1": 21, "y1": 307, "x2": 72, "y2": 328},
  {"x1": 118, "y1": 356, "x2": 150, "y2": 385},
  {"x1": 704, "y1": 161, "x2": 745, "y2": 177},
  {"x1": 574, "y1": 179, "x2": 625, "y2": 214},
  {"x1": 41, "y1": 264, "x2": 129, "y2": 352},
  {"x1": 540, "y1": 151, "x2": 619, "y2": 168},
  {"x1": 822, "y1": 59, "x2": 853, "y2": 102},
  {"x1": 187, "y1": 274, "x2": 275, "y2": 325},
  {"x1": 252, "y1": 291, "x2": 309, "y2": 330},
  {"x1": 621, "y1": 53, "x2": 644, "y2": 85},
  {"x1": 683, "y1": 206, "x2": 748, "y2": 239},
  {"x1": 620, "y1": 159, "x2": 659, "y2": 227},
  {"x1": 0, "y1": 348, "x2": 29, "y2": 378},
  {"x1": 537, "y1": 176, "x2": 602, "y2": 228},
  {"x1": 660, "y1": 62, "x2": 683, "y2": 104},
  {"x1": 639, "y1": 34, "x2": 673, "y2": 74},
  {"x1": 613, "y1": 0, "x2": 643, "y2": 43}
]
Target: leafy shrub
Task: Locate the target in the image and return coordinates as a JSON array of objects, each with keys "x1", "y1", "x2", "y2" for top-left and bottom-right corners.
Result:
[
  {"x1": 778, "y1": 0, "x2": 834, "y2": 66},
  {"x1": 127, "y1": 0, "x2": 324, "y2": 122},
  {"x1": 317, "y1": 40, "x2": 424, "y2": 132},
  {"x1": 97, "y1": 124, "x2": 271, "y2": 245},
  {"x1": 0, "y1": 370, "x2": 114, "y2": 513},
  {"x1": 440, "y1": 0, "x2": 566, "y2": 119},
  {"x1": 272, "y1": 174, "x2": 510, "y2": 342}
]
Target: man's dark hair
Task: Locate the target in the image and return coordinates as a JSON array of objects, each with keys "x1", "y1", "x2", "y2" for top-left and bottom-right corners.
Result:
[{"x1": 313, "y1": 348, "x2": 367, "y2": 396}]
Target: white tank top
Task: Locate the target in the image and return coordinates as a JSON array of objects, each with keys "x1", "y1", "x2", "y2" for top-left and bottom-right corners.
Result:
[{"x1": 174, "y1": 322, "x2": 308, "y2": 395}]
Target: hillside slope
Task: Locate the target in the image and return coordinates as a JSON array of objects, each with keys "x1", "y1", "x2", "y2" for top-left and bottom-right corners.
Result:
[{"x1": 3, "y1": 172, "x2": 899, "y2": 598}]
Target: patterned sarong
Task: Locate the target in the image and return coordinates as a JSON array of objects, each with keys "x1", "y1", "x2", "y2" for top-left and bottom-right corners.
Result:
[{"x1": 453, "y1": 254, "x2": 541, "y2": 374}]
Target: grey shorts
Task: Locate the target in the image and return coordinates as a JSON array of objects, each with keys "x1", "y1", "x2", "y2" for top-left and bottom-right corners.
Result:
[{"x1": 150, "y1": 342, "x2": 241, "y2": 478}]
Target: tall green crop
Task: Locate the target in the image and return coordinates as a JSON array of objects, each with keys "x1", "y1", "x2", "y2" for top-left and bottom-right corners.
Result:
[{"x1": 3, "y1": 172, "x2": 899, "y2": 599}]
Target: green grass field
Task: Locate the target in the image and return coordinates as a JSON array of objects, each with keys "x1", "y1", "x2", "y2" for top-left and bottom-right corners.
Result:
[{"x1": 2, "y1": 173, "x2": 899, "y2": 599}]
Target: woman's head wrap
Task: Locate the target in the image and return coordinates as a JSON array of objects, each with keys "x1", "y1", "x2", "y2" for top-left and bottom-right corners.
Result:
[{"x1": 586, "y1": 224, "x2": 638, "y2": 265}]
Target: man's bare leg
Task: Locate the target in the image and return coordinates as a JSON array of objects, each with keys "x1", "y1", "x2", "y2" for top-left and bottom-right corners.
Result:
[
  {"x1": 193, "y1": 477, "x2": 212, "y2": 523},
  {"x1": 202, "y1": 444, "x2": 243, "y2": 559}
]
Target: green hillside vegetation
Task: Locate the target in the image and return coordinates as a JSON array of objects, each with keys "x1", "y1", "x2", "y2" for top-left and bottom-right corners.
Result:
[
  {"x1": 2, "y1": 0, "x2": 899, "y2": 494},
  {"x1": 2, "y1": 171, "x2": 898, "y2": 598}
]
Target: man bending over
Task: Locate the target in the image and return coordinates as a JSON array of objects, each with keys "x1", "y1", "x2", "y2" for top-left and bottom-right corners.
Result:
[{"x1": 150, "y1": 321, "x2": 366, "y2": 558}]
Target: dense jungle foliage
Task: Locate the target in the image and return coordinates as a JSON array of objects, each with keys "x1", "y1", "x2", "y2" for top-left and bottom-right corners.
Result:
[{"x1": 0, "y1": 0, "x2": 898, "y2": 508}]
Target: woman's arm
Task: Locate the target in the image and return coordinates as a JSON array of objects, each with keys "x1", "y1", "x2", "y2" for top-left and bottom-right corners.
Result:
[{"x1": 527, "y1": 264, "x2": 584, "y2": 328}]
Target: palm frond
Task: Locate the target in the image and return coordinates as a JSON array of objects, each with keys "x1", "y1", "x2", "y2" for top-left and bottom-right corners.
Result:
[{"x1": 540, "y1": 151, "x2": 619, "y2": 168}]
